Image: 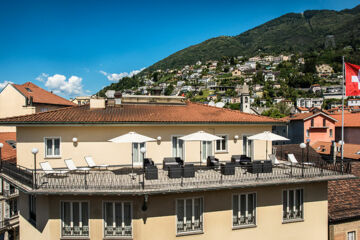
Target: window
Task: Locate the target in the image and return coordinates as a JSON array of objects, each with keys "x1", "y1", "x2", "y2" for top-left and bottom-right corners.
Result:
[
  {"x1": 172, "y1": 136, "x2": 184, "y2": 160},
  {"x1": 6, "y1": 199, "x2": 18, "y2": 218},
  {"x1": 216, "y1": 135, "x2": 228, "y2": 152},
  {"x1": 176, "y1": 198, "x2": 203, "y2": 234},
  {"x1": 233, "y1": 193, "x2": 256, "y2": 227},
  {"x1": 45, "y1": 137, "x2": 60, "y2": 157},
  {"x1": 61, "y1": 201, "x2": 89, "y2": 237},
  {"x1": 283, "y1": 189, "x2": 303, "y2": 221},
  {"x1": 104, "y1": 202, "x2": 132, "y2": 237},
  {"x1": 9, "y1": 184, "x2": 16, "y2": 195},
  {"x1": 25, "y1": 87, "x2": 32, "y2": 92},
  {"x1": 347, "y1": 231, "x2": 356, "y2": 240},
  {"x1": 330, "y1": 129, "x2": 333, "y2": 137},
  {"x1": 132, "y1": 142, "x2": 145, "y2": 166},
  {"x1": 201, "y1": 141, "x2": 212, "y2": 161},
  {"x1": 306, "y1": 130, "x2": 310, "y2": 137},
  {"x1": 311, "y1": 119, "x2": 314, "y2": 127},
  {"x1": 323, "y1": 119, "x2": 326, "y2": 127},
  {"x1": 29, "y1": 195, "x2": 36, "y2": 224}
]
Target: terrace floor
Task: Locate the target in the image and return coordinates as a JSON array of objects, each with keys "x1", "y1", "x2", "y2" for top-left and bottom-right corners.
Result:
[{"x1": 1, "y1": 162, "x2": 355, "y2": 195}]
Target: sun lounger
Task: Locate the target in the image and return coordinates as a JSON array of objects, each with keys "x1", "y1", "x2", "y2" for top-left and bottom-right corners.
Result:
[
  {"x1": 84, "y1": 156, "x2": 109, "y2": 169},
  {"x1": 269, "y1": 154, "x2": 281, "y2": 166},
  {"x1": 40, "y1": 161, "x2": 68, "y2": 176},
  {"x1": 287, "y1": 154, "x2": 314, "y2": 166},
  {"x1": 65, "y1": 159, "x2": 91, "y2": 172}
]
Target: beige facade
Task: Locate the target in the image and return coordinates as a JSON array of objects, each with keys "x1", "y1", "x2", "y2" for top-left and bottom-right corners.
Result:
[
  {"x1": 18, "y1": 182, "x2": 328, "y2": 240},
  {"x1": 16, "y1": 125, "x2": 271, "y2": 169},
  {"x1": 329, "y1": 220, "x2": 360, "y2": 240}
]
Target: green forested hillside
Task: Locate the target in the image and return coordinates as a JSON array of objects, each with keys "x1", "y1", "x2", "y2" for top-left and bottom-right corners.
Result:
[{"x1": 144, "y1": 5, "x2": 360, "y2": 72}]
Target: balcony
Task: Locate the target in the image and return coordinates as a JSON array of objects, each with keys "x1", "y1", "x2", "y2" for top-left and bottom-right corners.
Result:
[{"x1": 0, "y1": 160, "x2": 354, "y2": 194}]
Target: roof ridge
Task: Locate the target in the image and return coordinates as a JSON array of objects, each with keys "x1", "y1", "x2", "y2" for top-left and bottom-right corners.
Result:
[{"x1": 189, "y1": 101, "x2": 283, "y2": 122}]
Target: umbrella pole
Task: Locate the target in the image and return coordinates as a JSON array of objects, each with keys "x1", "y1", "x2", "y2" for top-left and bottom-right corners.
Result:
[
  {"x1": 200, "y1": 141, "x2": 202, "y2": 166},
  {"x1": 266, "y1": 141, "x2": 268, "y2": 161},
  {"x1": 131, "y1": 145, "x2": 134, "y2": 175}
]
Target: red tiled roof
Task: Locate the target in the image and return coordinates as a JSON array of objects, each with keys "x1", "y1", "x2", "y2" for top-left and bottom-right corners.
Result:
[
  {"x1": 0, "y1": 101, "x2": 283, "y2": 124},
  {"x1": 285, "y1": 111, "x2": 336, "y2": 122},
  {"x1": 12, "y1": 82, "x2": 75, "y2": 106},
  {"x1": 328, "y1": 161, "x2": 360, "y2": 222},
  {"x1": 296, "y1": 107, "x2": 308, "y2": 111},
  {"x1": 0, "y1": 132, "x2": 16, "y2": 163},
  {"x1": 330, "y1": 113, "x2": 360, "y2": 127},
  {"x1": 312, "y1": 141, "x2": 360, "y2": 160}
]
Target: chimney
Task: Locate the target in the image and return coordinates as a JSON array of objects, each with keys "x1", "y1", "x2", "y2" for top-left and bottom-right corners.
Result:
[
  {"x1": 90, "y1": 98, "x2": 105, "y2": 109},
  {"x1": 114, "y1": 91, "x2": 122, "y2": 106}
]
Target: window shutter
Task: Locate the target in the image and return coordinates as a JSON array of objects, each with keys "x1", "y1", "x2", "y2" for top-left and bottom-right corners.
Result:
[{"x1": 4, "y1": 201, "x2": 9, "y2": 219}]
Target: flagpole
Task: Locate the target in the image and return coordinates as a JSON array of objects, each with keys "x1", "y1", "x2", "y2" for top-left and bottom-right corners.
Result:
[{"x1": 341, "y1": 56, "x2": 345, "y2": 173}]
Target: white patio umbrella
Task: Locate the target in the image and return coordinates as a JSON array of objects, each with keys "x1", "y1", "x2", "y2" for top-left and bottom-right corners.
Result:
[
  {"x1": 180, "y1": 131, "x2": 223, "y2": 164},
  {"x1": 248, "y1": 131, "x2": 289, "y2": 160},
  {"x1": 109, "y1": 132, "x2": 155, "y2": 174}
]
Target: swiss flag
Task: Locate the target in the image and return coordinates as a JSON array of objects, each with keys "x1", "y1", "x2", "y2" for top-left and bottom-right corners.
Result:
[{"x1": 346, "y1": 62, "x2": 360, "y2": 96}]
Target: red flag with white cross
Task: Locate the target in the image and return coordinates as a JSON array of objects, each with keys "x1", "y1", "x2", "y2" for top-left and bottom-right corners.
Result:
[{"x1": 346, "y1": 62, "x2": 360, "y2": 96}]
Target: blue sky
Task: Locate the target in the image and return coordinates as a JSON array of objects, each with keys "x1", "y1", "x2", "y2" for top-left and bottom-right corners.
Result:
[{"x1": 0, "y1": 0, "x2": 359, "y2": 98}]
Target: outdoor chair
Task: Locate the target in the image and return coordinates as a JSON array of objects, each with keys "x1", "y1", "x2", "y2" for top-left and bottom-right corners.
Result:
[
  {"x1": 207, "y1": 156, "x2": 219, "y2": 168},
  {"x1": 64, "y1": 159, "x2": 91, "y2": 173},
  {"x1": 231, "y1": 155, "x2": 242, "y2": 165},
  {"x1": 269, "y1": 154, "x2": 280, "y2": 166},
  {"x1": 163, "y1": 157, "x2": 183, "y2": 170},
  {"x1": 240, "y1": 155, "x2": 252, "y2": 165},
  {"x1": 262, "y1": 160, "x2": 273, "y2": 173},
  {"x1": 143, "y1": 158, "x2": 155, "y2": 168},
  {"x1": 168, "y1": 165, "x2": 182, "y2": 178},
  {"x1": 40, "y1": 161, "x2": 69, "y2": 177},
  {"x1": 248, "y1": 161, "x2": 262, "y2": 174},
  {"x1": 145, "y1": 165, "x2": 158, "y2": 180},
  {"x1": 182, "y1": 164, "x2": 195, "y2": 178},
  {"x1": 221, "y1": 162, "x2": 235, "y2": 175},
  {"x1": 84, "y1": 156, "x2": 109, "y2": 169},
  {"x1": 288, "y1": 153, "x2": 315, "y2": 167}
]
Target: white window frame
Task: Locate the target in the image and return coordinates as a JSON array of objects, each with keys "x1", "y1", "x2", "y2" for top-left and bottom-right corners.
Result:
[
  {"x1": 103, "y1": 201, "x2": 133, "y2": 238},
  {"x1": 201, "y1": 141, "x2": 213, "y2": 162},
  {"x1": 282, "y1": 188, "x2": 304, "y2": 223},
  {"x1": 330, "y1": 129, "x2": 333, "y2": 137},
  {"x1": 176, "y1": 197, "x2": 204, "y2": 235},
  {"x1": 215, "y1": 134, "x2": 228, "y2": 153},
  {"x1": 60, "y1": 201, "x2": 89, "y2": 237},
  {"x1": 172, "y1": 135, "x2": 185, "y2": 160},
  {"x1": 242, "y1": 134, "x2": 253, "y2": 158},
  {"x1": 44, "y1": 137, "x2": 61, "y2": 158},
  {"x1": 232, "y1": 192, "x2": 257, "y2": 228},
  {"x1": 306, "y1": 130, "x2": 310, "y2": 138},
  {"x1": 132, "y1": 142, "x2": 145, "y2": 167},
  {"x1": 347, "y1": 231, "x2": 356, "y2": 240}
]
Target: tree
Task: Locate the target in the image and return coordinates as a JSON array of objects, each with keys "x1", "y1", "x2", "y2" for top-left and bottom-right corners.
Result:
[
  {"x1": 164, "y1": 84, "x2": 174, "y2": 96},
  {"x1": 261, "y1": 108, "x2": 285, "y2": 118}
]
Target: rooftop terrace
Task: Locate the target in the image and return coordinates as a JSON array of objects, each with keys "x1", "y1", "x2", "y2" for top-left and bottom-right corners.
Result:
[{"x1": 1, "y1": 160, "x2": 354, "y2": 195}]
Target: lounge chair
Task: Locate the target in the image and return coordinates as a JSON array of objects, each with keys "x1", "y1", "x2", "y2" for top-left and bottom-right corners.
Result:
[
  {"x1": 207, "y1": 156, "x2": 219, "y2": 168},
  {"x1": 163, "y1": 157, "x2": 183, "y2": 170},
  {"x1": 40, "y1": 161, "x2": 68, "y2": 176},
  {"x1": 84, "y1": 156, "x2": 109, "y2": 169},
  {"x1": 287, "y1": 154, "x2": 315, "y2": 166},
  {"x1": 65, "y1": 159, "x2": 91, "y2": 173},
  {"x1": 269, "y1": 154, "x2": 281, "y2": 166}
]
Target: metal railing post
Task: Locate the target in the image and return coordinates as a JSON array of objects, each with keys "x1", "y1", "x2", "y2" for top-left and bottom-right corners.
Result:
[
  {"x1": 33, "y1": 153, "x2": 37, "y2": 189},
  {"x1": 301, "y1": 148, "x2": 304, "y2": 178}
]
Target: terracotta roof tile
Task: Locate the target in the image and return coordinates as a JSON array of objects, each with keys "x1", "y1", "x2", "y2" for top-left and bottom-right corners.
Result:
[
  {"x1": 330, "y1": 113, "x2": 360, "y2": 127},
  {"x1": 0, "y1": 132, "x2": 16, "y2": 163},
  {"x1": 285, "y1": 111, "x2": 336, "y2": 121},
  {"x1": 0, "y1": 101, "x2": 284, "y2": 124},
  {"x1": 328, "y1": 161, "x2": 360, "y2": 222},
  {"x1": 312, "y1": 141, "x2": 360, "y2": 160},
  {"x1": 12, "y1": 82, "x2": 75, "y2": 106}
]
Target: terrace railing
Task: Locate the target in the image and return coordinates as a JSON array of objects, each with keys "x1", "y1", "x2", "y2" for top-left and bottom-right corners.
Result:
[{"x1": 0, "y1": 160, "x2": 352, "y2": 192}]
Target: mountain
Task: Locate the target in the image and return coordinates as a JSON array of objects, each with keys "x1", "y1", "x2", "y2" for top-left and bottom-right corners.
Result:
[{"x1": 144, "y1": 5, "x2": 360, "y2": 72}]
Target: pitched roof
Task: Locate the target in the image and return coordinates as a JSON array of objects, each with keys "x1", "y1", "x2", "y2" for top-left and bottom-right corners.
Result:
[
  {"x1": 284, "y1": 111, "x2": 337, "y2": 122},
  {"x1": 328, "y1": 161, "x2": 360, "y2": 222},
  {"x1": 330, "y1": 113, "x2": 360, "y2": 127},
  {"x1": 0, "y1": 101, "x2": 284, "y2": 125},
  {"x1": 312, "y1": 141, "x2": 360, "y2": 160},
  {"x1": 11, "y1": 82, "x2": 75, "y2": 106},
  {"x1": 0, "y1": 132, "x2": 16, "y2": 163}
]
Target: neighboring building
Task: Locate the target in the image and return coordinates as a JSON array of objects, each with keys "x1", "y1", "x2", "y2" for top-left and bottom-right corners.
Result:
[
  {"x1": 296, "y1": 98, "x2": 323, "y2": 109},
  {"x1": 0, "y1": 133, "x2": 19, "y2": 239},
  {"x1": 71, "y1": 96, "x2": 91, "y2": 105},
  {"x1": 316, "y1": 64, "x2": 334, "y2": 77},
  {"x1": 309, "y1": 84, "x2": 322, "y2": 94},
  {"x1": 231, "y1": 69, "x2": 242, "y2": 77},
  {"x1": 348, "y1": 98, "x2": 360, "y2": 107},
  {"x1": 263, "y1": 72, "x2": 275, "y2": 82},
  {"x1": 0, "y1": 82, "x2": 75, "y2": 132},
  {"x1": 0, "y1": 95, "x2": 351, "y2": 240},
  {"x1": 331, "y1": 113, "x2": 360, "y2": 144},
  {"x1": 312, "y1": 141, "x2": 360, "y2": 162},
  {"x1": 286, "y1": 109, "x2": 337, "y2": 144}
]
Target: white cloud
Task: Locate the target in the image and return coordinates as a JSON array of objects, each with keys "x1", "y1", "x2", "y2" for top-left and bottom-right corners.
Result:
[
  {"x1": 0, "y1": 80, "x2": 13, "y2": 90},
  {"x1": 100, "y1": 68, "x2": 145, "y2": 82},
  {"x1": 45, "y1": 74, "x2": 83, "y2": 97},
  {"x1": 35, "y1": 73, "x2": 49, "y2": 82}
]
